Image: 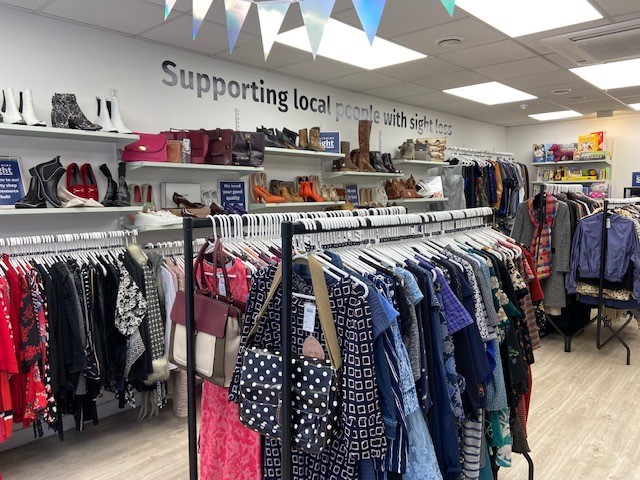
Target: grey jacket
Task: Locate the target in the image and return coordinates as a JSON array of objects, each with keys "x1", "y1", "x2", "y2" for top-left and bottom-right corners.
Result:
[{"x1": 511, "y1": 201, "x2": 571, "y2": 309}]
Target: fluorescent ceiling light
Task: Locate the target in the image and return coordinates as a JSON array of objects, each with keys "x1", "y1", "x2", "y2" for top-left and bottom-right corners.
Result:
[
  {"x1": 629, "y1": 103, "x2": 640, "y2": 111},
  {"x1": 570, "y1": 58, "x2": 640, "y2": 90},
  {"x1": 455, "y1": 0, "x2": 602, "y2": 37},
  {"x1": 275, "y1": 19, "x2": 426, "y2": 70},
  {"x1": 443, "y1": 81, "x2": 536, "y2": 105},
  {"x1": 528, "y1": 110, "x2": 582, "y2": 121}
]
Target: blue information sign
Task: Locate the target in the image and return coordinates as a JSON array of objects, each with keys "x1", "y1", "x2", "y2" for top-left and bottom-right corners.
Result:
[
  {"x1": 0, "y1": 157, "x2": 24, "y2": 207},
  {"x1": 219, "y1": 180, "x2": 246, "y2": 211},
  {"x1": 633, "y1": 172, "x2": 640, "y2": 187},
  {"x1": 319, "y1": 131, "x2": 340, "y2": 153},
  {"x1": 345, "y1": 184, "x2": 359, "y2": 206}
]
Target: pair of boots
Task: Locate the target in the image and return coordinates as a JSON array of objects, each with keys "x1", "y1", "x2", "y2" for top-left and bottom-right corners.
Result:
[
  {"x1": 346, "y1": 121, "x2": 401, "y2": 173},
  {"x1": 16, "y1": 158, "x2": 130, "y2": 208},
  {"x1": 51, "y1": 93, "x2": 131, "y2": 132},
  {"x1": 258, "y1": 127, "x2": 298, "y2": 149},
  {"x1": 1, "y1": 88, "x2": 45, "y2": 126},
  {"x1": 299, "y1": 127, "x2": 324, "y2": 152}
]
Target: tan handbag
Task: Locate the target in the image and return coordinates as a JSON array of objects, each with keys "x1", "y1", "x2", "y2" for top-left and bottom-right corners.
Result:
[
  {"x1": 169, "y1": 240, "x2": 243, "y2": 387},
  {"x1": 167, "y1": 140, "x2": 183, "y2": 163}
]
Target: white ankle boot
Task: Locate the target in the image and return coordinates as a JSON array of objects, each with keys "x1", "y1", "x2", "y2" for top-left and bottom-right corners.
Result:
[
  {"x1": 2, "y1": 88, "x2": 25, "y2": 125},
  {"x1": 108, "y1": 94, "x2": 132, "y2": 134},
  {"x1": 95, "y1": 96, "x2": 117, "y2": 132},
  {"x1": 19, "y1": 89, "x2": 45, "y2": 127}
]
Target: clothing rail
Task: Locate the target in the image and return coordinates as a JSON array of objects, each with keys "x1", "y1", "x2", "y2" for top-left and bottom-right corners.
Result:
[
  {"x1": 0, "y1": 229, "x2": 138, "y2": 253},
  {"x1": 446, "y1": 146, "x2": 515, "y2": 158},
  {"x1": 593, "y1": 198, "x2": 640, "y2": 365},
  {"x1": 541, "y1": 183, "x2": 584, "y2": 194}
]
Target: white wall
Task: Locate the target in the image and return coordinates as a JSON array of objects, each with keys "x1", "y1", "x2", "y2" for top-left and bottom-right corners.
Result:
[{"x1": 506, "y1": 114, "x2": 640, "y2": 198}]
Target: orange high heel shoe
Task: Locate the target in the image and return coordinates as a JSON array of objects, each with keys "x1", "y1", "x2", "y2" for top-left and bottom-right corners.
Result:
[
  {"x1": 253, "y1": 185, "x2": 285, "y2": 203},
  {"x1": 300, "y1": 181, "x2": 324, "y2": 202}
]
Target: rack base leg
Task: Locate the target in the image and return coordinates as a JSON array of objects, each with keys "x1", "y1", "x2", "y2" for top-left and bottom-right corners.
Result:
[{"x1": 596, "y1": 314, "x2": 632, "y2": 365}]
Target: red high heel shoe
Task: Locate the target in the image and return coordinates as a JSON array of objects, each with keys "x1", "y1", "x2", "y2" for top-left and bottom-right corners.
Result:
[
  {"x1": 299, "y1": 181, "x2": 324, "y2": 202},
  {"x1": 252, "y1": 185, "x2": 285, "y2": 203}
]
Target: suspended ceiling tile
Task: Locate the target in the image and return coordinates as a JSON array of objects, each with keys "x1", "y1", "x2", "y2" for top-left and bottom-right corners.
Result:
[
  {"x1": 592, "y1": 0, "x2": 640, "y2": 17},
  {"x1": 0, "y1": 0, "x2": 50, "y2": 10},
  {"x1": 414, "y1": 70, "x2": 490, "y2": 90},
  {"x1": 521, "y1": 80, "x2": 604, "y2": 98},
  {"x1": 464, "y1": 110, "x2": 531, "y2": 127},
  {"x1": 571, "y1": 99, "x2": 629, "y2": 114},
  {"x1": 43, "y1": 0, "x2": 168, "y2": 35},
  {"x1": 616, "y1": 95, "x2": 640, "y2": 104},
  {"x1": 605, "y1": 86, "x2": 640, "y2": 98},
  {"x1": 436, "y1": 40, "x2": 537, "y2": 69},
  {"x1": 398, "y1": 90, "x2": 453, "y2": 108},
  {"x1": 391, "y1": 17, "x2": 505, "y2": 56},
  {"x1": 276, "y1": 58, "x2": 363, "y2": 82},
  {"x1": 505, "y1": 70, "x2": 581, "y2": 90},
  {"x1": 375, "y1": 57, "x2": 463, "y2": 82},
  {"x1": 426, "y1": 98, "x2": 495, "y2": 115},
  {"x1": 544, "y1": 53, "x2": 581, "y2": 69},
  {"x1": 473, "y1": 57, "x2": 561, "y2": 81},
  {"x1": 142, "y1": 14, "x2": 255, "y2": 56},
  {"x1": 550, "y1": 90, "x2": 616, "y2": 104},
  {"x1": 213, "y1": 40, "x2": 311, "y2": 70},
  {"x1": 364, "y1": 82, "x2": 434, "y2": 100},
  {"x1": 612, "y1": 12, "x2": 640, "y2": 21},
  {"x1": 334, "y1": 0, "x2": 467, "y2": 38},
  {"x1": 499, "y1": 98, "x2": 564, "y2": 114},
  {"x1": 326, "y1": 72, "x2": 400, "y2": 91}
]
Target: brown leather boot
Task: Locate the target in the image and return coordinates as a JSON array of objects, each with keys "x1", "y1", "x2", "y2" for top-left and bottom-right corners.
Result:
[
  {"x1": 357, "y1": 120, "x2": 376, "y2": 172},
  {"x1": 308, "y1": 126, "x2": 324, "y2": 152},
  {"x1": 333, "y1": 141, "x2": 359, "y2": 171},
  {"x1": 298, "y1": 128, "x2": 309, "y2": 150}
]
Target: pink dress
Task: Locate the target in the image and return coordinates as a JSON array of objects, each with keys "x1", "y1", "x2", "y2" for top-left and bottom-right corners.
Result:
[{"x1": 198, "y1": 257, "x2": 261, "y2": 480}]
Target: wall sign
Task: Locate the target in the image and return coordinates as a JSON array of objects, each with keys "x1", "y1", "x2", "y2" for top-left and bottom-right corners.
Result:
[
  {"x1": 319, "y1": 131, "x2": 340, "y2": 153},
  {"x1": 0, "y1": 157, "x2": 24, "y2": 208},
  {"x1": 219, "y1": 180, "x2": 246, "y2": 211},
  {"x1": 345, "y1": 184, "x2": 359, "y2": 206},
  {"x1": 633, "y1": 172, "x2": 640, "y2": 187}
]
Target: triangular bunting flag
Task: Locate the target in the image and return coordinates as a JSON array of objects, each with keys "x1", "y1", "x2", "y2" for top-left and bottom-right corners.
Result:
[
  {"x1": 299, "y1": 0, "x2": 336, "y2": 59},
  {"x1": 441, "y1": 0, "x2": 455, "y2": 16},
  {"x1": 256, "y1": 2, "x2": 290, "y2": 60},
  {"x1": 193, "y1": 0, "x2": 215, "y2": 39},
  {"x1": 165, "y1": 0, "x2": 178, "y2": 20},
  {"x1": 352, "y1": 0, "x2": 387, "y2": 44},
  {"x1": 224, "y1": 0, "x2": 253, "y2": 53}
]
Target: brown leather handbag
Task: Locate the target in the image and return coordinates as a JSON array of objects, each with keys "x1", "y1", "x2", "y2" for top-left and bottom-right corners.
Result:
[
  {"x1": 167, "y1": 140, "x2": 183, "y2": 163},
  {"x1": 232, "y1": 131, "x2": 265, "y2": 167},
  {"x1": 169, "y1": 239, "x2": 243, "y2": 387},
  {"x1": 206, "y1": 128, "x2": 234, "y2": 165}
]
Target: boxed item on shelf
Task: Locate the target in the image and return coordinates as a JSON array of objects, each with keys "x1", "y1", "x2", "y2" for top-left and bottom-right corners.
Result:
[
  {"x1": 578, "y1": 133, "x2": 599, "y2": 153},
  {"x1": 533, "y1": 144, "x2": 545, "y2": 162},
  {"x1": 160, "y1": 182, "x2": 201, "y2": 208}
]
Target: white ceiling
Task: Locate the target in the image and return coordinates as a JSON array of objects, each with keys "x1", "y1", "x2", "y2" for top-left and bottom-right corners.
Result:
[{"x1": 5, "y1": 0, "x2": 640, "y2": 127}]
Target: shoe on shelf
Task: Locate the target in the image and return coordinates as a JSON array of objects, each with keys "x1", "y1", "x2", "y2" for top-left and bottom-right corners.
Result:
[
  {"x1": 406, "y1": 175, "x2": 417, "y2": 190},
  {"x1": 282, "y1": 128, "x2": 299, "y2": 149},
  {"x1": 133, "y1": 211, "x2": 179, "y2": 228},
  {"x1": 18, "y1": 89, "x2": 45, "y2": 127},
  {"x1": 95, "y1": 96, "x2": 117, "y2": 132},
  {"x1": 57, "y1": 184, "x2": 104, "y2": 208},
  {"x1": 99, "y1": 163, "x2": 118, "y2": 207},
  {"x1": 210, "y1": 202, "x2": 230, "y2": 215},
  {"x1": 321, "y1": 184, "x2": 330, "y2": 202},
  {"x1": 15, "y1": 168, "x2": 46, "y2": 209},
  {"x1": 1, "y1": 88, "x2": 26, "y2": 125},
  {"x1": 299, "y1": 181, "x2": 324, "y2": 202},
  {"x1": 258, "y1": 126, "x2": 285, "y2": 148},
  {"x1": 66, "y1": 163, "x2": 85, "y2": 197},
  {"x1": 276, "y1": 129, "x2": 296, "y2": 150},
  {"x1": 33, "y1": 156, "x2": 65, "y2": 207},
  {"x1": 253, "y1": 185, "x2": 285, "y2": 203},
  {"x1": 329, "y1": 185, "x2": 340, "y2": 203},
  {"x1": 129, "y1": 184, "x2": 142, "y2": 206},
  {"x1": 107, "y1": 94, "x2": 132, "y2": 134},
  {"x1": 226, "y1": 202, "x2": 247, "y2": 215},
  {"x1": 369, "y1": 151, "x2": 389, "y2": 173},
  {"x1": 402, "y1": 139, "x2": 415, "y2": 160},
  {"x1": 298, "y1": 128, "x2": 309, "y2": 150},
  {"x1": 51, "y1": 93, "x2": 101, "y2": 131},
  {"x1": 382, "y1": 153, "x2": 401, "y2": 174},
  {"x1": 114, "y1": 162, "x2": 131, "y2": 207},
  {"x1": 80, "y1": 163, "x2": 99, "y2": 201},
  {"x1": 141, "y1": 183, "x2": 155, "y2": 211},
  {"x1": 308, "y1": 127, "x2": 324, "y2": 152},
  {"x1": 173, "y1": 191, "x2": 205, "y2": 209}
]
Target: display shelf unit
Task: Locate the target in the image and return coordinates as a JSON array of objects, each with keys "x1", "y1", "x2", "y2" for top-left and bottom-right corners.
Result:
[
  {"x1": 392, "y1": 197, "x2": 449, "y2": 204},
  {"x1": 531, "y1": 180, "x2": 608, "y2": 185},
  {"x1": 0, "y1": 123, "x2": 139, "y2": 148},
  {"x1": 265, "y1": 147, "x2": 342, "y2": 162},
  {"x1": 393, "y1": 159, "x2": 447, "y2": 167},
  {"x1": 0, "y1": 206, "x2": 141, "y2": 216},
  {"x1": 126, "y1": 161, "x2": 264, "y2": 173},
  {"x1": 324, "y1": 171, "x2": 404, "y2": 180},
  {"x1": 533, "y1": 159, "x2": 611, "y2": 166},
  {"x1": 250, "y1": 201, "x2": 345, "y2": 211}
]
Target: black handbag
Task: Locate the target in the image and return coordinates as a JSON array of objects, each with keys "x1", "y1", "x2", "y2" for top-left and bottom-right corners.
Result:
[
  {"x1": 232, "y1": 131, "x2": 265, "y2": 167},
  {"x1": 238, "y1": 256, "x2": 342, "y2": 453}
]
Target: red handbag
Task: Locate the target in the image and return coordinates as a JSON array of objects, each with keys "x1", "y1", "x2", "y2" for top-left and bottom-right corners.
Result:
[
  {"x1": 186, "y1": 130, "x2": 210, "y2": 164},
  {"x1": 206, "y1": 128, "x2": 234, "y2": 165},
  {"x1": 122, "y1": 133, "x2": 168, "y2": 162}
]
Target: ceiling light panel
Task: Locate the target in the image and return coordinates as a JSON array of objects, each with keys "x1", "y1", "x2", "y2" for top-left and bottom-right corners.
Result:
[
  {"x1": 275, "y1": 19, "x2": 426, "y2": 70},
  {"x1": 570, "y1": 58, "x2": 640, "y2": 90},
  {"x1": 528, "y1": 110, "x2": 583, "y2": 121},
  {"x1": 443, "y1": 81, "x2": 537, "y2": 105},
  {"x1": 455, "y1": 0, "x2": 602, "y2": 37},
  {"x1": 629, "y1": 103, "x2": 640, "y2": 111}
]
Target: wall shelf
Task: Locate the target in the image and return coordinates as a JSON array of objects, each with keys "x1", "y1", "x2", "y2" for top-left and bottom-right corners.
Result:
[
  {"x1": 126, "y1": 161, "x2": 264, "y2": 173},
  {"x1": 393, "y1": 159, "x2": 447, "y2": 167},
  {"x1": 0, "y1": 206, "x2": 141, "y2": 216},
  {"x1": 531, "y1": 180, "x2": 608, "y2": 185},
  {"x1": 533, "y1": 159, "x2": 611, "y2": 166},
  {"x1": 250, "y1": 201, "x2": 345, "y2": 211},
  {"x1": 391, "y1": 197, "x2": 448, "y2": 204},
  {"x1": 324, "y1": 171, "x2": 404, "y2": 180},
  {"x1": 0, "y1": 123, "x2": 139, "y2": 148},
  {"x1": 265, "y1": 147, "x2": 342, "y2": 162}
]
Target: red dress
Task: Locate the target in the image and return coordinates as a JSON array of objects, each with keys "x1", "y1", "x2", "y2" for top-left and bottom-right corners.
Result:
[
  {"x1": 0, "y1": 277, "x2": 18, "y2": 442},
  {"x1": 198, "y1": 257, "x2": 261, "y2": 480}
]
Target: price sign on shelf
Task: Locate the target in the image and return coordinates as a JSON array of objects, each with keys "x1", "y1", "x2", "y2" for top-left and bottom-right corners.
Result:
[
  {"x1": 219, "y1": 180, "x2": 246, "y2": 211},
  {"x1": 0, "y1": 157, "x2": 24, "y2": 208},
  {"x1": 633, "y1": 172, "x2": 640, "y2": 187},
  {"x1": 345, "y1": 184, "x2": 359, "y2": 206},
  {"x1": 318, "y1": 131, "x2": 340, "y2": 153}
]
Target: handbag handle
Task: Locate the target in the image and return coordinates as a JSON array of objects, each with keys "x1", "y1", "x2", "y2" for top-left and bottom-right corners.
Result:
[
  {"x1": 193, "y1": 239, "x2": 232, "y2": 301},
  {"x1": 246, "y1": 256, "x2": 342, "y2": 370},
  {"x1": 209, "y1": 239, "x2": 234, "y2": 301}
]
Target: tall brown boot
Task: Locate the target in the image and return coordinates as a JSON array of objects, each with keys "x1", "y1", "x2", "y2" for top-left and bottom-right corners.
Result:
[
  {"x1": 333, "y1": 141, "x2": 358, "y2": 171},
  {"x1": 298, "y1": 128, "x2": 309, "y2": 150},
  {"x1": 308, "y1": 126, "x2": 324, "y2": 152},
  {"x1": 358, "y1": 120, "x2": 376, "y2": 172}
]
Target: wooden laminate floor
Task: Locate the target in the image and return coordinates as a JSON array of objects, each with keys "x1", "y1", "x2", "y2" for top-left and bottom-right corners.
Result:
[{"x1": 2, "y1": 320, "x2": 640, "y2": 480}]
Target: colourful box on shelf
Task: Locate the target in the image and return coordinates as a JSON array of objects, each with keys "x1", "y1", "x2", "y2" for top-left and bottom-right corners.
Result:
[
  {"x1": 319, "y1": 132, "x2": 340, "y2": 153},
  {"x1": 578, "y1": 134, "x2": 599, "y2": 152},
  {"x1": 533, "y1": 144, "x2": 545, "y2": 163},
  {"x1": 591, "y1": 131, "x2": 605, "y2": 151}
]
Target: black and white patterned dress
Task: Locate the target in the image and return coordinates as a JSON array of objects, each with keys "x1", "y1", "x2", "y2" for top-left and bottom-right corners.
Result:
[{"x1": 229, "y1": 265, "x2": 386, "y2": 480}]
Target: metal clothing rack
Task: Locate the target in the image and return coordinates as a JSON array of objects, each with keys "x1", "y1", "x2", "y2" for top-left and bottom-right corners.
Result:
[{"x1": 592, "y1": 198, "x2": 640, "y2": 365}]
